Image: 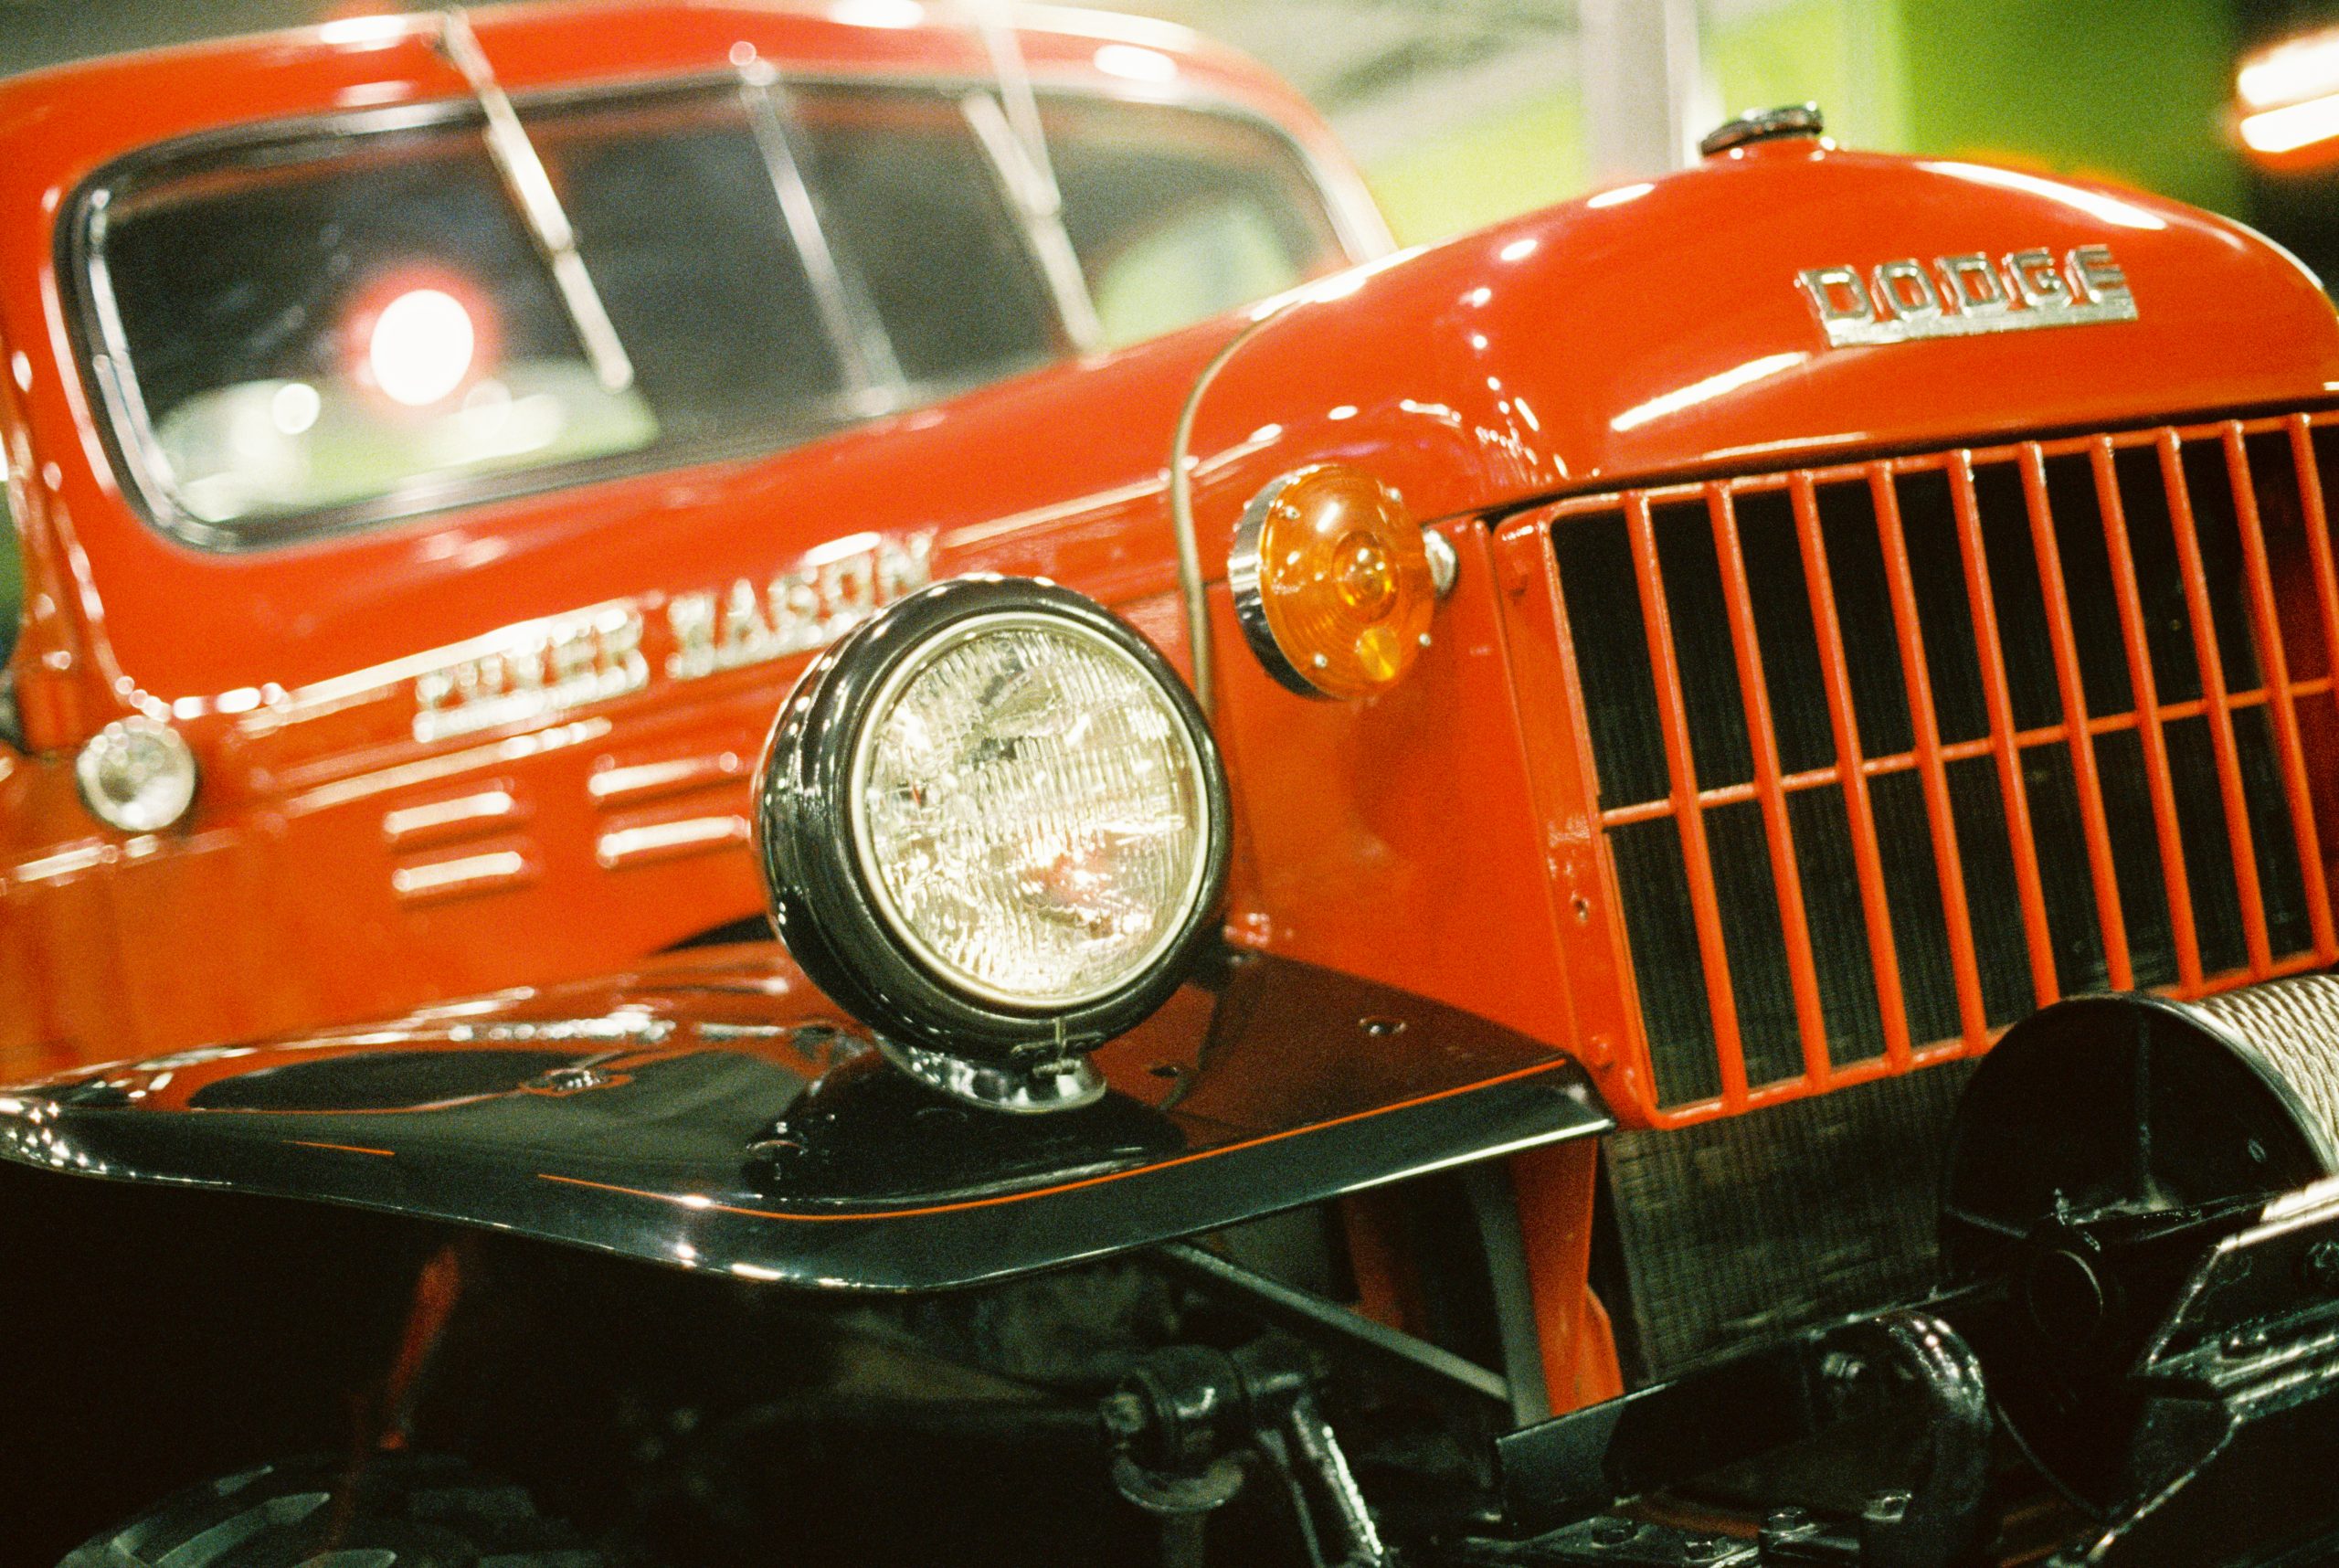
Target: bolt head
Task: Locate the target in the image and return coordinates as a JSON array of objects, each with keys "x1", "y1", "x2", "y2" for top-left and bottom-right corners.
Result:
[
  {"x1": 1820, "y1": 1350, "x2": 1868, "y2": 1385},
  {"x1": 1863, "y1": 1489, "x2": 1912, "y2": 1524},
  {"x1": 1099, "y1": 1391, "x2": 1149, "y2": 1440},
  {"x1": 1764, "y1": 1506, "x2": 1816, "y2": 1537}
]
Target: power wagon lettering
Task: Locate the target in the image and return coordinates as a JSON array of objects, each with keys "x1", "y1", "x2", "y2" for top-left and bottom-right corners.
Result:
[
  {"x1": 412, "y1": 604, "x2": 649, "y2": 745},
  {"x1": 663, "y1": 531, "x2": 935, "y2": 682},
  {"x1": 411, "y1": 531, "x2": 935, "y2": 743},
  {"x1": 1796, "y1": 243, "x2": 2136, "y2": 348}
]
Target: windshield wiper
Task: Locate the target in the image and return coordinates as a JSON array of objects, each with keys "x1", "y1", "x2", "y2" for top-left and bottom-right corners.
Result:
[
  {"x1": 436, "y1": 8, "x2": 636, "y2": 394},
  {"x1": 738, "y1": 60, "x2": 907, "y2": 414},
  {"x1": 959, "y1": 3, "x2": 1103, "y2": 353}
]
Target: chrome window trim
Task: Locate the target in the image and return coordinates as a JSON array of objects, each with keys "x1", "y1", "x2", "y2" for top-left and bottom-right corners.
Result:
[
  {"x1": 65, "y1": 66, "x2": 1384, "y2": 554},
  {"x1": 79, "y1": 187, "x2": 182, "y2": 533},
  {"x1": 961, "y1": 10, "x2": 1105, "y2": 354}
]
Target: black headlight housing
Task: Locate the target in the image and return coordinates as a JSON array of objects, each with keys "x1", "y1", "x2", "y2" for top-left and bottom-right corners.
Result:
[{"x1": 755, "y1": 577, "x2": 1231, "y2": 1101}]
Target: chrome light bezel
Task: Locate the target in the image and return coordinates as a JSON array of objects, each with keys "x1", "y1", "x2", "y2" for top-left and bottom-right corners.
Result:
[
  {"x1": 74, "y1": 716, "x2": 199, "y2": 832},
  {"x1": 1229, "y1": 469, "x2": 1321, "y2": 697},
  {"x1": 755, "y1": 577, "x2": 1231, "y2": 1066}
]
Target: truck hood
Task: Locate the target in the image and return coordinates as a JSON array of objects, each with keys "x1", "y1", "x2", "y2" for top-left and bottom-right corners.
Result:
[{"x1": 1172, "y1": 139, "x2": 2339, "y2": 557}]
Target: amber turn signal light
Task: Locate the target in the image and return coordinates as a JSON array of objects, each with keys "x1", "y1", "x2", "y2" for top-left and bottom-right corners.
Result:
[{"x1": 1228, "y1": 465, "x2": 1440, "y2": 699}]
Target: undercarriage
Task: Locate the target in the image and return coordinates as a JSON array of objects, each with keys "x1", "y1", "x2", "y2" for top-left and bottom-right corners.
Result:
[{"x1": 20, "y1": 979, "x2": 2339, "y2": 1568}]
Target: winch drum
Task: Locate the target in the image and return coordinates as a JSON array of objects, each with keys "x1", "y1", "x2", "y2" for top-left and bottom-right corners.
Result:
[
  {"x1": 1947, "y1": 977, "x2": 2339, "y2": 1241},
  {"x1": 1941, "y1": 973, "x2": 2339, "y2": 1502}
]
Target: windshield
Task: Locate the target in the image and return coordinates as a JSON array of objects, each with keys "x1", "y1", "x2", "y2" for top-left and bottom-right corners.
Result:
[{"x1": 82, "y1": 79, "x2": 1354, "y2": 549}]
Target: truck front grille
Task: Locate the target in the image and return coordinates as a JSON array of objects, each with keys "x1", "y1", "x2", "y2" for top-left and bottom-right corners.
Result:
[{"x1": 1548, "y1": 413, "x2": 2339, "y2": 1117}]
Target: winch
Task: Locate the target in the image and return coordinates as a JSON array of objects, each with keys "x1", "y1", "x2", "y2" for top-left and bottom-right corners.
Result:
[
  {"x1": 1942, "y1": 975, "x2": 2339, "y2": 1510},
  {"x1": 1473, "y1": 974, "x2": 2339, "y2": 1567}
]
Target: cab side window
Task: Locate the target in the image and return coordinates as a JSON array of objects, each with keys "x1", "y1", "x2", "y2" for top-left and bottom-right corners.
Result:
[
  {"x1": 89, "y1": 84, "x2": 1063, "y2": 544},
  {"x1": 788, "y1": 85, "x2": 1062, "y2": 388},
  {"x1": 100, "y1": 117, "x2": 667, "y2": 535},
  {"x1": 530, "y1": 86, "x2": 853, "y2": 446},
  {"x1": 1044, "y1": 98, "x2": 1350, "y2": 350}
]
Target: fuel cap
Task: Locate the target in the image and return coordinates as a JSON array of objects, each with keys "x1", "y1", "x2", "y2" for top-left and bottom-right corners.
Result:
[{"x1": 1699, "y1": 102, "x2": 1824, "y2": 158}]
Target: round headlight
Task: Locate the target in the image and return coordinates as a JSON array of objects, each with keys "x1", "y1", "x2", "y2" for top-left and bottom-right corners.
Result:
[{"x1": 757, "y1": 578, "x2": 1230, "y2": 1090}]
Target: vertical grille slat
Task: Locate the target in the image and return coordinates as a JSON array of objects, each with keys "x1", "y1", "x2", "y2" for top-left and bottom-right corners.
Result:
[
  {"x1": 1552, "y1": 514, "x2": 1668, "y2": 810},
  {"x1": 2093, "y1": 728, "x2": 2181, "y2": 989},
  {"x1": 1894, "y1": 469, "x2": 1992, "y2": 747},
  {"x1": 1783, "y1": 787, "x2": 1889, "y2": 1065},
  {"x1": 1625, "y1": 493, "x2": 1753, "y2": 1108},
  {"x1": 1816, "y1": 482, "x2": 1917, "y2": 759},
  {"x1": 2016, "y1": 443, "x2": 2133, "y2": 994},
  {"x1": 1608, "y1": 818, "x2": 1720, "y2": 1106},
  {"x1": 2042, "y1": 454, "x2": 2135, "y2": 722},
  {"x1": 1739, "y1": 492, "x2": 1838, "y2": 777},
  {"x1": 1710, "y1": 487, "x2": 1835, "y2": 1086},
  {"x1": 1943, "y1": 753, "x2": 2032, "y2": 1026},
  {"x1": 2226, "y1": 426, "x2": 2336, "y2": 964},
  {"x1": 1791, "y1": 474, "x2": 1918, "y2": 1074},
  {"x1": 2232, "y1": 707, "x2": 2314, "y2": 958},
  {"x1": 2094, "y1": 439, "x2": 2206, "y2": 989},
  {"x1": 1707, "y1": 800, "x2": 1805, "y2": 1087},
  {"x1": 2178, "y1": 438, "x2": 2267, "y2": 690},
  {"x1": 2158, "y1": 431, "x2": 2273, "y2": 972},
  {"x1": 1942, "y1": 455, "x2": 2059, "y2": 1006},
  {"x1": 2245, "y1": 431, "x2": 2334, "y2": 685},
  {"x1": 1869, "y1": 471, "x2": 1992, "y2": 1044},
  {"x1": 2023, "y1": 747, "x2": 2115, "y2": 996},
  {"x1": 2290, "y1": 420, "x2": 2339, "y2": 927},
  {"x1": 2290, "y1": 422, "x2": 2339, "y2": 685},
  {"x1": 2164, "y1": 715, "x2": 2252, "y2": 974},
  {"x1": 1654, "y1": 501, "x2": 1756, "y2": 793},
  {"x1": 2111, "y1": 445, "x2": 2207, "y2": 704},
  {"x1": 1550, "y1": 410, "x2": 2339, "y2": 1121}
]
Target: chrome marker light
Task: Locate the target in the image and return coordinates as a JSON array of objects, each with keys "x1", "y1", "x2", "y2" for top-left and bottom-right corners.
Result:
[{"x1": 755, "y1": 577, "x2": 1230, "y2": 1110}]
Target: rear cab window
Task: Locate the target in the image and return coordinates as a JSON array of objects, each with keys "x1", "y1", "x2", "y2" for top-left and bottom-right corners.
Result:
[{"x1": 76, "y1": 75, "x2": 1360, "y2": 551}]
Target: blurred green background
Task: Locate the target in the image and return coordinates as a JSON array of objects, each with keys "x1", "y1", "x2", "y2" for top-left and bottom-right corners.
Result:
[
  {"x1": 1376, "y1": 1, "x2": 2244, "y2": 243},
  {"x1": 1196, "y1": 0, "x2": 2253, "y2": 245}
]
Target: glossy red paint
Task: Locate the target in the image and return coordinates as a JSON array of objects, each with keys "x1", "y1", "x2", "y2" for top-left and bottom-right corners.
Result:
[
  {"x1": 1186, "y1": 148, "x2": 2339, "y2": 1131},
  {"x1": 0, "y1": 2, "x2": 1360, "y2": 1070},
  {"x1": 0, "y1": 7, "x2": 2331, "y2": 1108},
  {"x1": 1173, "y1": 141, "x2": 2339, "y2": 555}
]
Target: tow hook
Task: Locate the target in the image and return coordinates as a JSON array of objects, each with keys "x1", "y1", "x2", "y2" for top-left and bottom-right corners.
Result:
[{"x1": 1100, "y1": 1339, "x2": 1389, "y2": 1568}]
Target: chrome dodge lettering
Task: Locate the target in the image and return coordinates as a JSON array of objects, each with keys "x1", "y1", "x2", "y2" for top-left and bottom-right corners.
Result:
[{"x1": 1797, "y1": 244, "x2": 2136, "y2": 347}]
